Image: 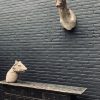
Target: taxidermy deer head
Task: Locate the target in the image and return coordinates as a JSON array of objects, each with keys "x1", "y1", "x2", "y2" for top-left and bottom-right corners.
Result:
[
  {"x1": 55, "y1": 0, "x2": 76, "y2": 30},
  {"x1": 6, "y1": 60, "x2": 27, "y2": 83}
]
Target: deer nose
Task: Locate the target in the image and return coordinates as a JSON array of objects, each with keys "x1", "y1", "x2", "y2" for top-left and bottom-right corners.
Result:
[{"x1": 25, "y1": 67, "x2": 27, "y2": 71}]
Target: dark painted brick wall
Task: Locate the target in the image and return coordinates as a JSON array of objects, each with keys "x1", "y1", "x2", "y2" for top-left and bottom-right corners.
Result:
[
  {"x1": 0, "y1": 0, "x2": 100, "y2": 100},
  {"x1": 1, "y1": 85, "x2": 73, "y2": 100}
]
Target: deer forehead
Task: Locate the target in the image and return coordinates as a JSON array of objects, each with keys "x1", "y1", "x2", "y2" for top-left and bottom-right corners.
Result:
[{"x1": 15, "y1": 61, "x2": 24, "y2": 66}]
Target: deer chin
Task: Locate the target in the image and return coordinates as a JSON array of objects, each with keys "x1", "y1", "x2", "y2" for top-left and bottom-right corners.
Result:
[
  {"x1": 16, "y1": 70, "x2": 26, "y2": 73},
  {"x1": 20, "y1": 70, "x2": 26, "y2": 73}
]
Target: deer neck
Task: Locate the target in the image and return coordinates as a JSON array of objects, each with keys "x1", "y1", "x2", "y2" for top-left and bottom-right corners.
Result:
[
  {"x1": 9, "y1": 67, "x2": 17, "y2": 73},
  {"x1": 57, "y1": 7, "x2": 70, "y2": 20}
]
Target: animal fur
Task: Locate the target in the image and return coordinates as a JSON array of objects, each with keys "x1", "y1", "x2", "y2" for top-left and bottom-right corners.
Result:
[{"x1": 6, "y1": 60, "x2": 27, "y2": 83}]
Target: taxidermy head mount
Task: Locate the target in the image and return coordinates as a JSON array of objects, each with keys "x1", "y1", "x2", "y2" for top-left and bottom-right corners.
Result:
[
  {"x1": 55, "y1": 0, "x2": 76, "y2": 30},
  {"x1": 6, "y1": 60, "x2": 27, "y2": 83}
]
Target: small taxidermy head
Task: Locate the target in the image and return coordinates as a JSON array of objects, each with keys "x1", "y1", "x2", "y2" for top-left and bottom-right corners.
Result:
[
  {"x1": 6, "y1": 60, "x2": 27, "y2": 83},
  {"x1": 12, "y1": 60, "x2": 27, "y2": 73},
  {"x1": 55, "y1": 0, "x2": 76, "y2": 30}
]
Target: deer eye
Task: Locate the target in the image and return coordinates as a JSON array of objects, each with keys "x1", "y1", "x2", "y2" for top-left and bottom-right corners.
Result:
[{"x1": 18, "y1": 65, "x2": 21, "y2": 67}]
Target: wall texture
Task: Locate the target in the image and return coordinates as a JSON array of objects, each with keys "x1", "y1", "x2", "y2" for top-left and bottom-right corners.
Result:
[
  {"x1": 0, "y1": 0, "x2": 100, "y2": 100},
  {"x1": 1, "y1": 85, "x2": 76, "y2": 100}
]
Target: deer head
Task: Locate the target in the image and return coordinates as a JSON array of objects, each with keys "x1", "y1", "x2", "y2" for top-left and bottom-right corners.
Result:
[
  {"x1": 55, "y1": 0, "x2": 76, "y2": 30},
  {"x1": 12, "y1": 60, "x2": 27, "y2": 73}
]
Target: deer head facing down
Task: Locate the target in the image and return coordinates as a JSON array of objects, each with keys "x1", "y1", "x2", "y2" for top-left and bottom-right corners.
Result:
[{"x1": 55, "y1": 0, "x2": 76, "y2": 30}]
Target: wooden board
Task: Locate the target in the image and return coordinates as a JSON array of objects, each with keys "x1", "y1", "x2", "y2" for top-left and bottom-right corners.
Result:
[{"x1": 0, "y1": 80, "x2": 87, "y2": 95}]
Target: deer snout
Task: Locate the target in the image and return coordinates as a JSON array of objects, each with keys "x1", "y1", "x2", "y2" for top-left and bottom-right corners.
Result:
[
  {"x1": 24, "y1": 67, "x2": 27, "y2": 71},
  {"x1": 21, "y1": 67, "x2": 27, "y2": 72}
]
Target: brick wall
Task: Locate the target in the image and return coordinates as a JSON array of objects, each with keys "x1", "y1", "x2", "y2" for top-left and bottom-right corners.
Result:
[
  {"x1": 1, "y1": 85, "x2": 75, "y2": 100},
  {"x1": 0, "y1": 0, "x2": 100, "y2": 100}
]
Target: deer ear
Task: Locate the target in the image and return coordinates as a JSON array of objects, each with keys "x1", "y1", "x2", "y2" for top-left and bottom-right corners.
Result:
[{"x1": 15, "y1": 60, "x2": 19, "y2": 64}]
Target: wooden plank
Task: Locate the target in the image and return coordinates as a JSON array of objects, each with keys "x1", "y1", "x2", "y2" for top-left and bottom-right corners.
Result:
[{"x1": 0, "y1": 80, "x2": 87, "y2": 95}]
